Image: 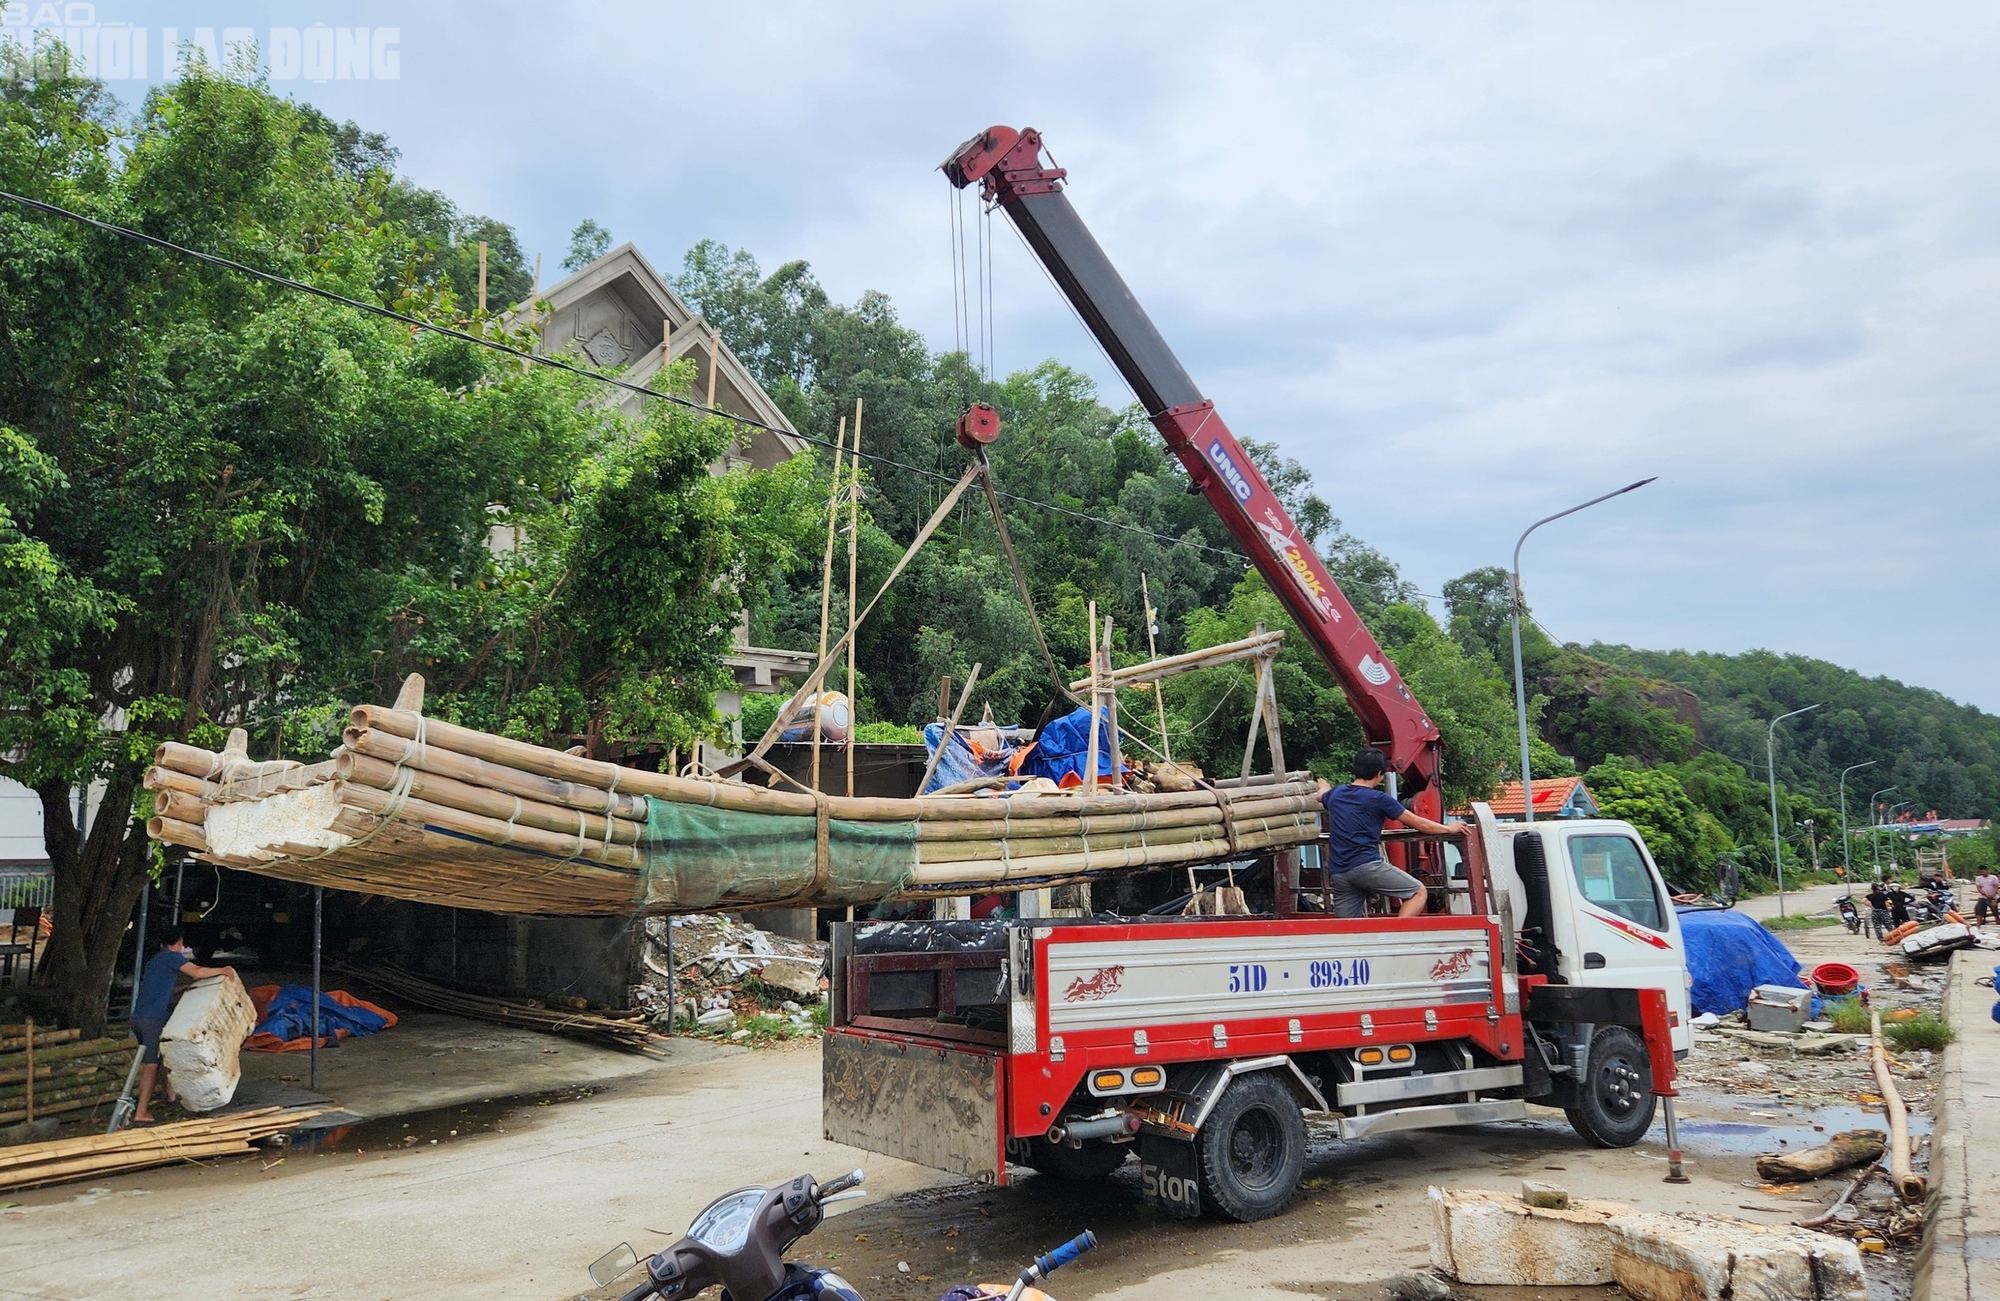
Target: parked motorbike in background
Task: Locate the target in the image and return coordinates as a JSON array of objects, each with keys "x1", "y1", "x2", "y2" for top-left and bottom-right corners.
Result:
[
  {"x1": 591, "y1": 1169, "x2": 1097, "y2": 1301},
  {"x1": 1837, "y1": 895, "x2": 1862, "y2": 934}
]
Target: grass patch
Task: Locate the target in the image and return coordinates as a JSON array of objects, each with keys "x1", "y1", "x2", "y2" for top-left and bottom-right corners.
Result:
[
  {"x1": 1884, "y1": 1013, "x2": 1956, "y2": 1052},
  {"x1": 1825, "y1": 1000, "x2": 1874, "y2": 1034},
  {"x1": 1762, "y1": 914, "x2": 1844, "y2": 931}
]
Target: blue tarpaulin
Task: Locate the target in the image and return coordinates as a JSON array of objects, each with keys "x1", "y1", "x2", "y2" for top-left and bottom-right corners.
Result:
[
  {"x1": 1677, "y1": 908, "x2": 1803, "y2": 1015},
  {"x1": 920, "y1": 722, "x2": 1014, "y2": 795},
  {"x1": 253, "y1": 984, "x2": 392, "y2": 1044},
  {"x1": 1020, "y1": 705, "x2": 1118, "y2": 787}
]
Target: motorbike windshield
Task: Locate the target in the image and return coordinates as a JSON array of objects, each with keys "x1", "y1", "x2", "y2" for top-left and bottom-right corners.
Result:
[{"x1": 687, "y1": 1188, "x2": 765, "y2": 1254}]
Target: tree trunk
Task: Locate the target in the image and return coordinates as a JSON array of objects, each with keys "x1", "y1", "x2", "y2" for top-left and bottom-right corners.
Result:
[
  {"x1": 38, "y1": 771, "x2": 152, "y2": 1039},
  {"x1": 1754, "y1": 1129, "x2": 1886, "y2": 1182}
]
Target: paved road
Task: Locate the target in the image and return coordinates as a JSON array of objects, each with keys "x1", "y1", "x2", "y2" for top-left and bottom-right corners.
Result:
[{"x1": 0, "y1": 1033, "x2": 1880, "y2": 1301}]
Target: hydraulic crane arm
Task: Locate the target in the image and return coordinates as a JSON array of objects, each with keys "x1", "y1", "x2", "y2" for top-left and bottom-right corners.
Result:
[{"x1": 944, "y1": 125, "x2": 1445, "y2": 814}]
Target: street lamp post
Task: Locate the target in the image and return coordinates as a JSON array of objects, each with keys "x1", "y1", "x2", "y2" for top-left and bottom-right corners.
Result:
[
  {"x1": 1510, "y1": 478, "x2": 1656, "y2": 823},
  {"x1": 1867, "y1": 785, "x2": 1897, "y2": 878},
  {"x1": 1766, "y1": 704, "x2": 1820, "y2": 917},
  {"x1": 1884, "y1": 801, "x2": 1912, "y2": 876},
  {"x1": 1838, "y1": 761, "x2": 1877, "y2": 880}
]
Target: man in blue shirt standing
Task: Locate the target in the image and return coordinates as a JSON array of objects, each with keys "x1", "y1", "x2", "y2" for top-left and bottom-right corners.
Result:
[
  {"x1": 1317, "y1": 748, "x2": 1468, "y2": 919},
  {"x1": 130, "y1": 926, "x2": 236, "y2": 1124}
]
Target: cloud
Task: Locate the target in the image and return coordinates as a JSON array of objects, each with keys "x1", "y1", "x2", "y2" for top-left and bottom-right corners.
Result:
[{"x1": 111, "y1": 0, "x2": 2000, "y2": 709}]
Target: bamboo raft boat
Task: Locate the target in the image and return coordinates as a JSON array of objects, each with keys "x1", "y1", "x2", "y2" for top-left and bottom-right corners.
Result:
[{"x1": 145, "y1": 667, "x2": 1323, "y2": 918}]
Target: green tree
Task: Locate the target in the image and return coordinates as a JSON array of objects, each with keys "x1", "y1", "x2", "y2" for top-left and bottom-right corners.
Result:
[
  {"x1": 0, "y1": 67, "x2": 812, "y2": 1033},
  {"x1": 563, "y1": 217, "x2": 611, "y2": 271},
  {"x1": 1584, "y1": 757, "x2": 1733, "y2": 887}
]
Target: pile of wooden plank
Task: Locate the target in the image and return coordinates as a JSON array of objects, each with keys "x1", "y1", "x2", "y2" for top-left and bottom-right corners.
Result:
[
  {"x1": 144, "y1": 672, "x2": 1322, "y2": 917},
  {"x1": 336, "y1": 963, "x2": 667, "y2": 1056},
  {"x1": 0, "y1": 1106, "x2": 326, "y2": 1192},
  {"x1": 0, "y1": 1022, "x2": 131, "y2": 1125}
]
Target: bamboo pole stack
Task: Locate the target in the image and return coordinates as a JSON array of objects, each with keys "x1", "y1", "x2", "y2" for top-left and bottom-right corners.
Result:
[
  {"x1": 0, "y1": 1023, "x2": 131, "y2": 1126},
  {"x1": 0, "y1": 1106, "x2": 327, "y2": 1192},
  {"x1": 144, "y1": 667, "x2": 1323, "y2": 917},
  {"x1": 336, "y1": 963, "x2": 666, "y2": 1055}
]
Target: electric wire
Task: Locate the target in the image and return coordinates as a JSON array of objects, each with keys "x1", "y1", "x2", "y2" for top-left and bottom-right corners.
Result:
[{"x1": 0, "y1": 186, "x2": 1249, "y2": 563}]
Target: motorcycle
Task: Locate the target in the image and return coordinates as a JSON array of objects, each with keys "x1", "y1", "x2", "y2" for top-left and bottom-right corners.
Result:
[
  {"x1": 1836, "y1": 895, "x2": 1862, "y2": 935},
  {"x1": 591, "y1": 1168, "x2": 1097, "y2": 1301}
]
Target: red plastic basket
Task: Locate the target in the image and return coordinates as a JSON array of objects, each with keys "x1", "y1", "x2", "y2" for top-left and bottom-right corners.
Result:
[{"x1": 1811, "y1": 961, "x2": 1861, "y2": 997}]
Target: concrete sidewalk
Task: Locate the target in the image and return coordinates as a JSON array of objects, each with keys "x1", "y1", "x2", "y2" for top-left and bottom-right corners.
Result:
[{"x1": 1914, "y1": 949, "x2": 2000, "y2": 1301}]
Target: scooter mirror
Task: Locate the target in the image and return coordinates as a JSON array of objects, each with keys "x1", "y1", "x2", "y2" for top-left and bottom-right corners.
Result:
[{"x1": 589, "y1": 1243, "x2": 639, "y2": 1288}]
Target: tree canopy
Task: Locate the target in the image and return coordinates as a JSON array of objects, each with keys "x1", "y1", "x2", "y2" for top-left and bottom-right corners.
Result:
[{"x1": 0, "y1": 64, "x2": 813, "y2": 1031}]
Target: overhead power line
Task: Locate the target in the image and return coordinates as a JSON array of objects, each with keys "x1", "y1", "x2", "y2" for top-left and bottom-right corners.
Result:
[{"x1": 0, "y1": 188, "x2": 1247, "y2": 563}]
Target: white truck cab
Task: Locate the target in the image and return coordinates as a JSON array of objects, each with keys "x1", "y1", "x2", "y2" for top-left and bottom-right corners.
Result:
[{"x1": 1459, "y1": 804, "x2": 1694, "y2": 1056}]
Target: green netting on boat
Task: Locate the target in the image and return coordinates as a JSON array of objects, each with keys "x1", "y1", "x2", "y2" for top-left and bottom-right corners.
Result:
[{"x1": 639, "y1": 798, "x2": 917, "y2": 910}]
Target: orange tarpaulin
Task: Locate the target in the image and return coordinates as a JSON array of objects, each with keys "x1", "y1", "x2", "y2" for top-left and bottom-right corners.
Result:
[{"x1": 244, "y1": 984, "x2": 398, "y2": 1052}]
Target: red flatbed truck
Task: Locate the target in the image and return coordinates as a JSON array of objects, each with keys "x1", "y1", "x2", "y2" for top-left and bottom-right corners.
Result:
[{"x1": 819, "y1": 127, "x2": 1694, "y2": 1221}]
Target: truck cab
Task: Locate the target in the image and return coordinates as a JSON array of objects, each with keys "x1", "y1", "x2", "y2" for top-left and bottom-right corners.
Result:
[{"x1": 1461, "y1": 805, "x2": 1694, "y2": 1058}]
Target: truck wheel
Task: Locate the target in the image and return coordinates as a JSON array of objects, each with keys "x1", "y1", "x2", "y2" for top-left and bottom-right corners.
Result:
[
  {"x1": 1022, "y1": 1136, "x2": 1130, "y2": 1180},
  {"x1": 1565, "y1": 1025, "x2": 1656, "y2": 1148},
  {"x1": 1195, "y1": 1072, "x2": 1306, "y2": 1222}
]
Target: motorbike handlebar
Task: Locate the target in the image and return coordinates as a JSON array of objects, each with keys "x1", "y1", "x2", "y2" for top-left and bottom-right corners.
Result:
[
  {"x1": 616, "y1": 1283, "x2": 656, "y2": 1301},
  {"x1": 1036, "y1": 1231, "x2": 1099, "y2": 1277},
  {"x1": 815, "y1": 1168, "x2": 865, "y2": 1201}
]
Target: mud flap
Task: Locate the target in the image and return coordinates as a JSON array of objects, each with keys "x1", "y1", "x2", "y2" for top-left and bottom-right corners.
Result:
[{"x1": 1138, "y1": 1132, "x2": 1201, "y2": 1218}]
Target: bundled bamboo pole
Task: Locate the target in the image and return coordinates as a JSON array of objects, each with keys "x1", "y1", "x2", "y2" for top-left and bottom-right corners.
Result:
[
  {"x1": 149, "y1": 653, "x2": 1323, "y2": 916},
  {"x1": 0, "y1": 1026, "x2": 78, "y2": 1054},
  {"x1": 336, "y1": 964, "x2": 663, "y2": 1055},
  {"x1": 0, "y1": 1106, "x2": 326, "y2": 1191}
]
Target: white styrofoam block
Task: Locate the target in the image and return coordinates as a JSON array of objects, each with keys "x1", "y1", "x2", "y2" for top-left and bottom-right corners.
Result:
[
  {"x1": 1427, "y1": 1187, "x2": 1631, "y2": 1286},
  {"x1": 160, "y1": 975, "x2": 257, "y2": 1113},
  {"x1": 1606, "y1": 1211, "x2": 1867, "y2": 1301}
]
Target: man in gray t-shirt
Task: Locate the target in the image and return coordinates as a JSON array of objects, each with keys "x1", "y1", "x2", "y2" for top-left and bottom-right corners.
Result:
[{"x1": 1316, "y1": 748, "x2": 1468, "y2": 919}]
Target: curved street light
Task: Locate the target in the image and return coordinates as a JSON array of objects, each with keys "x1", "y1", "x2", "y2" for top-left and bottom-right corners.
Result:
[
  {"x1": 1510, "y1": 478, "x2": 1657, "y2": 822},
  {"x1": 1838, "y1": 761, "x2": 1877, "y2": 879},
  {"x1": 1767, "y1": 704, "x2": 1820, "y2": 916}
]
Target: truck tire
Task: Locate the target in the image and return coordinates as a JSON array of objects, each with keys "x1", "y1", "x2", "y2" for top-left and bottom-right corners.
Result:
[
  {"x1": 1565, "y1": 1025, "x2": 1656, "y2": 1148},
  {"x1": 1022, "y1": 1136, "x2": 1130, "y2": 1180},
  {"x1": 1194, "y1": 1071, "x2": 1306, "y2": 1222}
]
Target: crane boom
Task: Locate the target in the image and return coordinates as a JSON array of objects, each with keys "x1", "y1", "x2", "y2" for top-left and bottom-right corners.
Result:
[{"x1": 943, "y1": 125, "x2": 1445, "y2": 815}]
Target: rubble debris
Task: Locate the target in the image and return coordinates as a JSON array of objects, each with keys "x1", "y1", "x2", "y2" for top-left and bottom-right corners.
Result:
[
  {"x1": 1519, "y1": 1179, "x2": 1571, "y2": 1209},
  {"x1": 1605, "y1": 1212, "x2": 1866, "y2": 1301},
  {"x1": 160, "y1": 974, "x2": 258, "y2": 1112},
  {"x1": 1382, "y1": 1268, "x2": 1453, "y2": 1301},
  {"x1": 636, "y1": 915, "x2": 826, "y2": 1042}
]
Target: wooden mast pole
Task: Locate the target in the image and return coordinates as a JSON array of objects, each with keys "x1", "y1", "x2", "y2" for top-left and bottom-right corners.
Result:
[
  {"x1": 811, "y1": 416, "x2": 849, "y2": 793},
  {"x1": 1084, "y1": 600, "x2": 1102, "y2": 796},
  {"x1": 1103, "y1": 616, "x2": 1122, "y2": 787},
  {"x1": 1141, "y1": 573, "x2": 1170, "y2": 765},
  {"x1": 846, "y1": 398, "x2": 863, "y2": 797}
]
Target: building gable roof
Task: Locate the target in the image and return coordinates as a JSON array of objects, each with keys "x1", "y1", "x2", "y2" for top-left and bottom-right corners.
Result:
[{"x1": 510, "y1": 243, "x2": 805, "y2": 465}]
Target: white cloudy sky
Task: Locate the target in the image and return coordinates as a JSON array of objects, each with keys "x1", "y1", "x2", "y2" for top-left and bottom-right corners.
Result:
[{"x1": 71, "y1": 2, "x2": 2000, "y2": 711}]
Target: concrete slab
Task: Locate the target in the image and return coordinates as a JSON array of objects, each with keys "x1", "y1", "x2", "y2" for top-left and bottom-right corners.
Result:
[
  {"x1": 1913, "y1": 948, "x2": 2000, "y2": 1301},
  {"x1": 1427, "y1": 1185, "x2": 1631, "y2": 1285},
  {"x1": 1606, "y1": 1211, "x2": 1866, "y2": 1301},
  {"x1": 233, "y1": 1009, "x2": 702, "y2": 1119}
]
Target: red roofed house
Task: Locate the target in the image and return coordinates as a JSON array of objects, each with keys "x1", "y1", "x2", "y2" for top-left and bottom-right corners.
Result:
[{"x1": 1477, "y1": 777, "x2": 1601, "y2": 821}]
